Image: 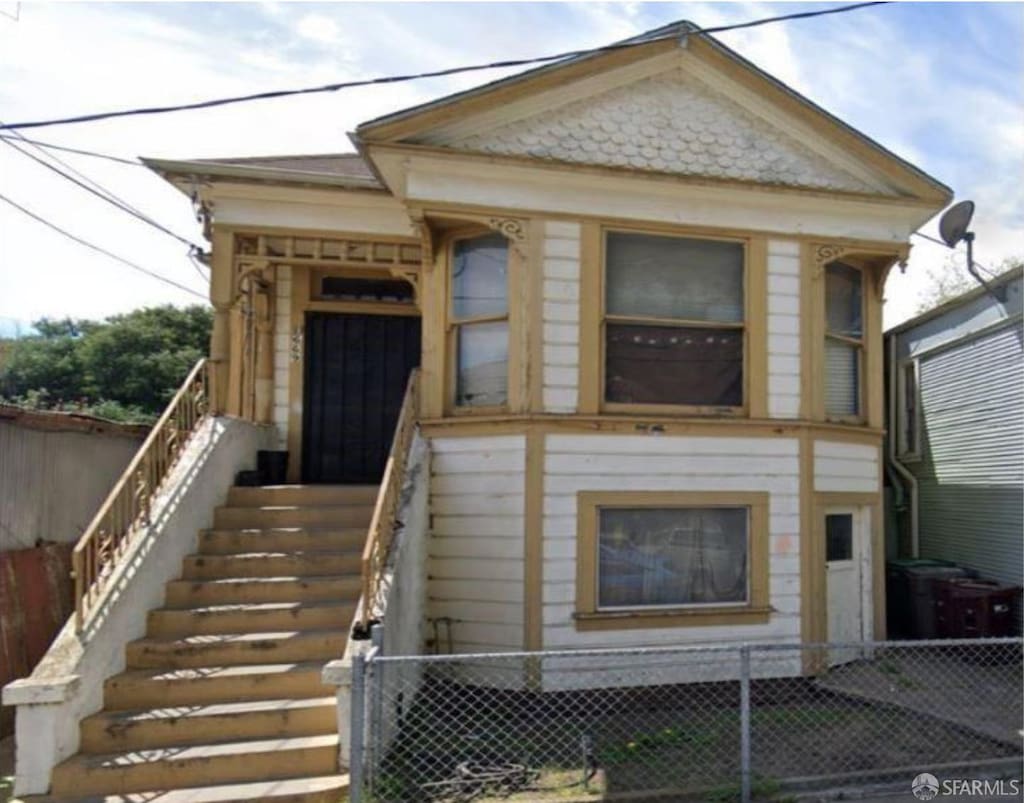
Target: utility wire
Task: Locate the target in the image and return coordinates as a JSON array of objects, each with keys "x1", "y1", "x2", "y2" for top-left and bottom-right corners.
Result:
[
  {"x1": 2, "y1": 134, "x2": 206, "y2": 251},
  {"x1": 0, "y1": 2, "x2": 887, "y2": 132},
  {"x1": 0, "y1": 133, "x2": 143, "y2": 166},
  {"x1": 0, "y1": 192, "x2": 207, "y2": 300}
]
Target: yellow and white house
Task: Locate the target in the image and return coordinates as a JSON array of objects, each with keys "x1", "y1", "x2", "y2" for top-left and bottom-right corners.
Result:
[{"x1": 5, "y1": 21, "x2": 953, "y2": 802}]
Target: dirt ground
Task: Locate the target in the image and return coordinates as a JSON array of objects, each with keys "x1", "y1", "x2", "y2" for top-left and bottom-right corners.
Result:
[{"x1": 369, "y1": 667, "x2": 1022, "y2": 802}]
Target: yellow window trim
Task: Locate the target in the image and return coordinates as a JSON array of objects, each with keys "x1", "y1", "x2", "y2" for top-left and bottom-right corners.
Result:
[
  {"x1": 579, "y1": 222, "x2": 768, "y2": 418},
  {"x1": 575, "y1": 490, "x2": 771, "y2": 631}
]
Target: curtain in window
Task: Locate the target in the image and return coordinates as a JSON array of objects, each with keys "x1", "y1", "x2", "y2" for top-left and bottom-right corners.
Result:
[
  {"x1": 452, "y1": 233, "x2": 509, "y2": 407},
  {"x1": 598, "y1": 508, "x2": 748, "y2": 607},
  {"x1": 824, "y1": 338, "x2": 859, "y2": 416}
]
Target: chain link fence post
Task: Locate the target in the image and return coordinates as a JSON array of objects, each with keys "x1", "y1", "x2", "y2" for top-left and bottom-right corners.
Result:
[
  {"x1": 740, "y1": 644, "x2": 752, "y2": 803},
  {"x1": 370, "y1": 624, "x2": 385, "y2": 786},
  {"x1": 350, "y1": 651, "x2": 366, "y2": 803}
]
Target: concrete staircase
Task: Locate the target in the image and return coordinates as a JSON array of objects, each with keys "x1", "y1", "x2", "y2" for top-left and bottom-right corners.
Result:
[{"x1": 41, "y1": 484, "x2": 376, "y2": 803}]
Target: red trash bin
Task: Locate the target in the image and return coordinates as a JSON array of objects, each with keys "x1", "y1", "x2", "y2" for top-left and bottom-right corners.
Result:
[{"x1": 935, "y1": 578, "x2": 1022, "y2": 639}]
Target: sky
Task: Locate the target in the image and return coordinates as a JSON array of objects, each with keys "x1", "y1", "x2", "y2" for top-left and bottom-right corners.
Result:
[{"x1": 0, "y1": 1, "x2": 1022, "y2": 336}]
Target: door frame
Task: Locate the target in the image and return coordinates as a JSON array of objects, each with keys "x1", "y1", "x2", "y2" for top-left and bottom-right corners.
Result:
[
  {"x1": 824, "y1": 504, "x2": 868, "y2": 664},
  {"x1": 286, "y1": 264, "x2": 421, "y2": 483}
]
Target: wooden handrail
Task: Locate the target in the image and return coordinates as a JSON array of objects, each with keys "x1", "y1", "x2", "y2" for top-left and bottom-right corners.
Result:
[
  {"x1": 72, "y1": 359, "x2": 210, "y2": 631},
  {"x1": 358, "y1": 369, "x2": 420, "y2": 633}
]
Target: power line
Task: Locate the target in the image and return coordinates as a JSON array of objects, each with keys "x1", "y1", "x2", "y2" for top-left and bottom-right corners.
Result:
[
  {"x1": 0, "y1": 192, "x2": 207, "y2": 300},
  {"x1": 0, "y1": 2, "x2": 887, "y2": 132},
  {"x1": 0, "y1": 133, "x2": 143, "y2": 166},
  {"x1": 2, "y1": 134, "x2": 205, "y2": 251}
]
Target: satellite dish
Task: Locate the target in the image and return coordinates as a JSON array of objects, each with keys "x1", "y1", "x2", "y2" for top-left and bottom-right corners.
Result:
[{"x1": 938, "y1": 200, "x2": 975, "y2": 247}]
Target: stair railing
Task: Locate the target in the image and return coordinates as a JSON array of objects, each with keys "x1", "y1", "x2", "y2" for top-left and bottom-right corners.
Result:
[
  {"x1": 72, "y1": 359, "x2": 210, "y2": 631},
  {"x1": 359, "y1": 368, "x2": 420, "y2": 633}
]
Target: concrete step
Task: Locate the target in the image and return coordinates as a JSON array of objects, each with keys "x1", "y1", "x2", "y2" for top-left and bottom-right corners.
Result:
[
  {"x1": 27, "y1": 774, "x2": 349, "y2": 803},
  {"x1": 181, "y1": 551, "x2": 361, "y2": 581},
  {"x1": 197, "y1": 527, "x2": 365, "y2": 555},
  {"x1": 126, "y1": 630, "x2": 345, "y2": 669},
  {"x1": 104, "y1": 662, "x2": 332, "y2": 711},
  {"x1": 147, "y1": 601, "x2": 356, "y2": 638},
  {"x1": 213, "y1": 505, "x2": 374, "y2": 530},
  {"x1": 50, "y1": 734, "x2": 339, "y2": 797},
  {"x1": 165, "y1": 575, "x2": 360, "y2": 607},
  {"x1": 80, "y1": 696, "x2": 336, "y2": 753},
  {"x1": 228, "y1": 484, "x2": 377, "y2": 507}
]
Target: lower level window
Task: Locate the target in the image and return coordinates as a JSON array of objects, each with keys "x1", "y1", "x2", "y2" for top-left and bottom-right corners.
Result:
[{"x1": 598, "y1": 506, "x2": 749, "y2": 608}]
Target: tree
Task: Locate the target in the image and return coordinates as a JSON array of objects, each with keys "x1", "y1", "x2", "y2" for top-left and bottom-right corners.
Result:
[
  {"x1": 0, "y1": 305, "x2": 212, "y2": 422},
  {"x1": 916, "y1": 255, "x2": 1023, "y2": 314}
]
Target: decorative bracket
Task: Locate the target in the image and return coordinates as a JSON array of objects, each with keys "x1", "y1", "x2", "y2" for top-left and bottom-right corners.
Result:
[
  {"x1": 812, "y1": 244, "x2": 848, "y2": 277},
  {"x1": 487, "y1": 217, "x2": 528, "y2": 258},
  {"x1": 389, "y1": 267, "x2": 421, "y2": 305}
]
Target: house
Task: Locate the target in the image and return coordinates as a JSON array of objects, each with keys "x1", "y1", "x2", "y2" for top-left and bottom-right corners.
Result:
[
  {"x1": 885, "y1": 266, "x2": 1023, "y2": 629},
  {"x1": 3, "y1": 21, "x2": 953, "y2": 801}
]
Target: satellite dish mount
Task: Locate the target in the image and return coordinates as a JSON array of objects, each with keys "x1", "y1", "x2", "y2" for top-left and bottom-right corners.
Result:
[{"x1": 937, "y1": 201, "x2": 1006, "y2": 303}]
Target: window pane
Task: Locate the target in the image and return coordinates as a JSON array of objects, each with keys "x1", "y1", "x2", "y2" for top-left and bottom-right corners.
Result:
[
  {"x1": 598, "y1": 507, "x2": 748, "y2": 607},
  {"x1": 903, "y1": 363, "x2": 917, "y2": 453},
  {"x1": 825, "y1": 262, "x2": 862, "y2": 338},
  {"x1": 456, "y1": 320, "x2": 508, "y2": 407},
  {"x1": 606, "y1": 232, "x2": 744, "y2": 322},
  {"x1": 826, "y1": 514, "x2": 853, "y2": 562},
  {"x1": 824, "y1": 338, "x2": 859, "y2": 416},
  {"x1": 452, "y1": 233, "x2": 508, "y2": 319},
  {"x1": 605, "y1": 323, "x2": 742, "y2": 406}
]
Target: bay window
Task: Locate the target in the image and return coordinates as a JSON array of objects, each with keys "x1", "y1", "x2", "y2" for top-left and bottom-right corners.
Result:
[
  {"x1": 450, "y1": 233, "x2": 509, "y2": 408},
  {"x1": 824, "y1": 262, "x2": 864, "y2": 418},
  {"x1": 603, "y1": 231, "x2": 745, "y2": 408}
]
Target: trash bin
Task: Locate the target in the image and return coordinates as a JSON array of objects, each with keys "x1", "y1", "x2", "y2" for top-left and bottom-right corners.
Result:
[
  {"x1": 257, "y1": 450, "x2": 289, "y2": 485},
  {"x1": 887, "y1": 560, "x2": 976, "y2": 639},
  {"x1": 935, "y1": 578, "x2": 1023, "y2": 639}
]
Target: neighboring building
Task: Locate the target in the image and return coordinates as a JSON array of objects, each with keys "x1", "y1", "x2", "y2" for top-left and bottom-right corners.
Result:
[
  {"x1": 5, "y1": 22, "x2": 955, "y2": 802},
  {"x1": 885, "y1": 267, "x2": 1023, "y2": 601}
]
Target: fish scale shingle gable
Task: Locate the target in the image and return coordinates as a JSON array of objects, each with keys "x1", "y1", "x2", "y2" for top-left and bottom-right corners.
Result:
[{"x1": 448, "y1": 69, "x2": 881, "y2": 195}]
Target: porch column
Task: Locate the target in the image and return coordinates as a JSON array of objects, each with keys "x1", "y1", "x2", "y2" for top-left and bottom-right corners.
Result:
[
  {"x1": 253, "y1": 265, "x2": 275, "y2": 425},
  {"x1": 208, "y1": 229, "x2": 235, "y2": 415}
]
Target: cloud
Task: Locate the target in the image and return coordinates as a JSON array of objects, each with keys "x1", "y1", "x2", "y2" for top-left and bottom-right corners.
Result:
[{"x1": 0, "y1": 2, "x2": 1020, "y2": 329}]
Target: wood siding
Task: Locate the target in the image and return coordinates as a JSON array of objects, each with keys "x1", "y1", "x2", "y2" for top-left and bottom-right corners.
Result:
[
  {"x1": 541, "y1": 434, "x2": 802, "y2": 648},
  {"x1": 813, "y1": 440, "x2": 879, "y2": 493},
  {"x1": 428, "y1": 436, "x2": 526, "y2": 652},
  {"x1": 767, "y1": 239, "x2": 802, "y2": 418},
  {"x1": 541, "y1": 222, "x2": 581, "y2": 413}
]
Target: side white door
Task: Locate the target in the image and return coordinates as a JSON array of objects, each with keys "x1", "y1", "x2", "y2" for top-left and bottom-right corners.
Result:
[{"x1": 826, "y1": 509, "x2": 863, "y2": 665}]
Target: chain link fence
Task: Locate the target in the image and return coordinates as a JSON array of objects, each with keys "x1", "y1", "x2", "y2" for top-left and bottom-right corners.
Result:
[{"x1": 350, "y1": 637, "x2": 1023, "y2": 802}]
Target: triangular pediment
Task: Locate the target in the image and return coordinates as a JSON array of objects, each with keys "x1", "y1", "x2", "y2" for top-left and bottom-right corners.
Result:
[
  {"x1": 433, "y1": 68, "x2": 883, "y2": 195},
  {"x1": 358, "y1": 29, "x2": 950, "y2": 204}
]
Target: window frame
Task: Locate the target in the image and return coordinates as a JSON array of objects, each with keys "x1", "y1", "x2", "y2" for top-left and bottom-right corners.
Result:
[
  {"x1": 444, "y1": 228, "x2": 513, "y2": 415},
  {"x1": 598, "y1": 227, "x2": 750, "y2": 416},
  {"x1": 897, "y1": 358, "x2": 922, "y2": 461},
  {"x1": 575, "y1": 491, "x2": 771, "y2": 630},
  {"x1": 823, "y1": 260, "x2": 867, "y2": 424}
]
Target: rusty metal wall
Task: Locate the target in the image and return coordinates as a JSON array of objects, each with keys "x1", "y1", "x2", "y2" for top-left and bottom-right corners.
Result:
[
  {"x1": 0, "y1": 543, "x2": 74, "y2": 737},
  {"x1": 0, "y1": 416, "x2": 145, "y2": 550}
]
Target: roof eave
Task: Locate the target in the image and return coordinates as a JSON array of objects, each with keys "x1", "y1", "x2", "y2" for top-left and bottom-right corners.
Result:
[{"x1": 141, "y1": 157, "x2": 386, "y2": 194}]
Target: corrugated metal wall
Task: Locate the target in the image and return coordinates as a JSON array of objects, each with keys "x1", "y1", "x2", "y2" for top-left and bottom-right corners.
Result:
[
  {"x1": 0, "y1": 543, "x2": 74, "y2": 737},
  {"x1": 916, "y1": 323, "x2": 1023, "y2": 598}
]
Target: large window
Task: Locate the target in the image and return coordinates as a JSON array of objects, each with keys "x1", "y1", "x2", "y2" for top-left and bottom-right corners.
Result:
[
  {"x1": 450, "y1": 233, "x2": 509, "y2": 408},
  {"x1": 603, "y1": 231, "x2": 745, "y2": 408},
  {"x1": 824, "y1": 262, "x2": 864, "y2": 418},
  {"x1": 598, "y1": 507, "x2": 749, "y2": 608},
  {"x1": 576, "y1": 492, "x2": 770, "y2": 628}
]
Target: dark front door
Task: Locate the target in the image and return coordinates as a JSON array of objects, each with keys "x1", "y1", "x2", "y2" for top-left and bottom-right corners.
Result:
[{"x1": 302, "y1": 312, "x2": 421, "y2": 484}]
